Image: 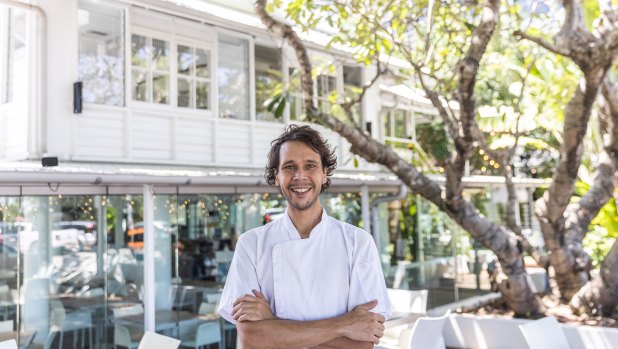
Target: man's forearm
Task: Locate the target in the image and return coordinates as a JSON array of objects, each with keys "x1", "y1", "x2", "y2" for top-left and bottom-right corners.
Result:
[
  {"x1": 237, "y1": 317, "x2": 347, "y2": 349},
  {"x1": 309, "y1": 337, "x2": 374, "y2": 349}
]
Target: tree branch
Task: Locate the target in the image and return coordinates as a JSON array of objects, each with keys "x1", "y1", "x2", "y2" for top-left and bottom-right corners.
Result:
[
  {"x1": 513, "y1": 30, "x2": 572, "y2": 57},
  {"x1": 255, "y1": 0, "x2": 314, "y2": 113}
]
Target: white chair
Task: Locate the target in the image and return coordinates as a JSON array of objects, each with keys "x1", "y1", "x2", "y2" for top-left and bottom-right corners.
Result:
[
  {"x1": 386, "y1": 288, "x2": 428, "y2": 314},
  {"x1": 396, "y1": 310, "x2": 450, "y2": 349},
  {"x1": 442, "y1": 314, "x2": 487, "y2": 349},
  {"x1": 50, "y1": 300, "x2": 92, "y2": 349},
  {"x1": 199, "y1": 302, "x2": 217, "y2": 315},
  {"x1": 382, "y1": 289, "x2": 429, "y2": 346},
  {"x1": 138, "y1": 331, "x2": 181, "y2": 349},
  {"x1": 563, "y1": 323, "x2": 618, "y2": 349},
  {"x1": 112, "y1": 304, "x2": 144, "y2": 349},
  {"x1": 181, "y1": 322, "x2": 222, "y2": 349},
  {"x1": 29, "y1": 330, "x2": 58, "y2": 349},
  {"x1": 476, "y1": 316, "x2": 530, "y2": 349},
  {"x1": 519, "y1": 316, "x2": 570, "y2": 349},
  {"x1": 114, "y1": 325, "x2": 140, "y2": 349},
  {"x1": 205, "y1": 293, "x2": 221, "y2": 304},
  {"x1": 0, "y1": 320, "x2": 12, "y2": 333},
  {"x1": 0, "y1": 339, "x2": 17, "y2": 349},
  {"x1": 174, "y1": 286, "x2": 197, "y2": 312}
]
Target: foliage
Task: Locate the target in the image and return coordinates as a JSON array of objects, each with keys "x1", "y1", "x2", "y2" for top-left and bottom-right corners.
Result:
[
  {"x1": 416, "y1": 122, "x2": 450, "y2": 164},
  {"x1": 583, "y1": 226, "x2": 615, "y2": 269}
]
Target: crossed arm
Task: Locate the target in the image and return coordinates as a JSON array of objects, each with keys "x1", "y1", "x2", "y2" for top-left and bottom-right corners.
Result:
[{"x1": 232, "y1": 290, "x2": 385, "y2": 349}]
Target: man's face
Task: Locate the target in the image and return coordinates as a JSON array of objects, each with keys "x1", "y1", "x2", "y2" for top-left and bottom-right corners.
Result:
[{"x1": 275, "y1": 141, "x2": 327, "y2": 212}]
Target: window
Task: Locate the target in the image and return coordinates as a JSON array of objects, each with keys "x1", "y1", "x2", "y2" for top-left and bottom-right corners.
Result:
[
  {"x1": 218, "y1": 34, "x2": 249, "y2": 119},
  {"x1": 255, "y1": 45, "x2": 282, "y2": 122},
  {"x1": 288, "y1": 67, "x2": 305, "y2": 121},
  {"x1": 177, "y1": 44, "x2": 210, "y2": 109},
  {"x1": 1, "y1": 8, "x2": 26, "y2": 104},
  {"x1": 0, "y1": 7, "x2": 8, "y2": 104},
  {"x1": 383, "y1": 109, "x2": 414, "y2": 139},
  {"x1": 131, "y1": 34, "x2": 170, "y2": 104},
  {"x1": 78, "y1": 0, "x2": 125, "y2": 106},
  {"x1": 316, "y1": 74, "x2": 336, "y2": 114},
  {"x1": 343, "y1": 65, "x2": 362, "y2": 124}
]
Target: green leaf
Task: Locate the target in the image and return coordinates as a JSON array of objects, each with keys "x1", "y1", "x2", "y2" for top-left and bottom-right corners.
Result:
[{"x1": 274, "y1": 94, "x2": 287, "y2": 119}]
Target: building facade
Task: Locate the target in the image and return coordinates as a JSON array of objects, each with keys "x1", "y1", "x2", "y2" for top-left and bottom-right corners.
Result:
[{"x1": 0, "y1": 0, "x2": 546, "y2": 347}]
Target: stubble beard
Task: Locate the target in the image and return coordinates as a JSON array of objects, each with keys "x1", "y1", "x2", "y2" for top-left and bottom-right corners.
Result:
[{"x1": 282, "y1": 187, "x2": 321, "y2": 212}]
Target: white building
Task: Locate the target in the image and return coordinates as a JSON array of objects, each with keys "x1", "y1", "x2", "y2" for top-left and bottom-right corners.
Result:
[{"x1": 0, "y1": 0, "x2": 546, "y2": 347}]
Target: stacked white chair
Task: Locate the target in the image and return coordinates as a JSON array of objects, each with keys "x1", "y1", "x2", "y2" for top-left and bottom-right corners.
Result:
[
  {"x1": 138, "y1": 331, "x2": 181, "y2": 349},
  {"x1": 382, "y1": 288, "x2": 428, "y2": 346},
  {"x1": 0, "y1": 339, "x2": 17, "y2": 349},
  {"x1": 518, "y1": 316, "x2": 570, "y2": 349},
  {"x1": 377, "y1": 310, "x2": 450, "y2": 349}
]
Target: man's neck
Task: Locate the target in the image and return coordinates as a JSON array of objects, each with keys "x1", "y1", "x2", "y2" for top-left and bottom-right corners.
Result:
[{"x1": 288, "y1": 202, "x2": 323, "y2": 239}]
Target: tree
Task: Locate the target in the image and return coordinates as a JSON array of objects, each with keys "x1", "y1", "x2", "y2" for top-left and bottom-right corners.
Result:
[{"x1": 255, "y1": 0, "x2": 618, "y2": 315}]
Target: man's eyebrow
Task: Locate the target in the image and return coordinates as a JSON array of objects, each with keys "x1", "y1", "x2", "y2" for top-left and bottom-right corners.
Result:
[{"x1": 281, "y1": 160, "x2": 295, "y2": 166}]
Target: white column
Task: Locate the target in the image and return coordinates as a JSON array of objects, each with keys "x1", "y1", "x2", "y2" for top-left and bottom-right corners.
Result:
[{"x1": 143, "y1": 185, "x2": 155, "y2": 331}]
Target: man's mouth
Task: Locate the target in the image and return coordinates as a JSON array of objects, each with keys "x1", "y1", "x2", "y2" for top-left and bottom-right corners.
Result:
[{"x1": 290, "y1": 186, "x2": 312, "y2": 193}]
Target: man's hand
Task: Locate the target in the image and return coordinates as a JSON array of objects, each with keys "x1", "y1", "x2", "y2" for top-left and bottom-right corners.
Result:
[
  {"x1": 232, "y1": 289, "x2": 275, "y2": 322},
  {"x1": 339, "y1": 300, "x2": 385, "y2": 344}
]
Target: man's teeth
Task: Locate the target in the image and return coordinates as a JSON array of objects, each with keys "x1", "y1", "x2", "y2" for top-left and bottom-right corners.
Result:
[{"x1": 291, "y1": 187, "x2": 310, "y2": 193}]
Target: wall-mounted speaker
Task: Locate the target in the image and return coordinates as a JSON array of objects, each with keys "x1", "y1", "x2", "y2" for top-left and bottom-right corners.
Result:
[{"x1": 73, "y1": 81, "x2": 83, "y2": 114}]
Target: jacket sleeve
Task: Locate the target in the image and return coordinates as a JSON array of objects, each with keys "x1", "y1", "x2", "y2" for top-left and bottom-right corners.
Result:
[
  {"x1": 347, "y1": 229, "x2": 391, "y2": 320},
  {"x1": 217, "y1": 234, "x2": 260, "y2": 324}
]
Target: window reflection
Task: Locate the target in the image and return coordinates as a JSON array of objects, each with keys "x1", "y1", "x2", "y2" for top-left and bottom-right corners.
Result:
[{"x1": 218, "y1": 35, "x2": 249, "y2": 120}]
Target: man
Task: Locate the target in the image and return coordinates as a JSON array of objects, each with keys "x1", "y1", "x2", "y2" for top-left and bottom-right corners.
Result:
[{"x1": 218, "y1": 125, "x2": 390, "y2": 349}]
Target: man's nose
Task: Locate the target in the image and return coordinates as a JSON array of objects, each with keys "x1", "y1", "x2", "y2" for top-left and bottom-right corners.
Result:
[{"x1": 292, "y1": 170, "x2": 308, "y2": 180}]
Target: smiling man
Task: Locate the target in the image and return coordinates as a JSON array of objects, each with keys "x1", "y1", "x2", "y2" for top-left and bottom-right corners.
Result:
[{"x1": 218, "y1": 125, "x2": 390, "y2": 349}]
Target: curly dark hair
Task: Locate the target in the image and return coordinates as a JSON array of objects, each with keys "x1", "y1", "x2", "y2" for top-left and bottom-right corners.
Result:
[{"x1": 265, "y1": 125, "x2": 337, "y2": 192}]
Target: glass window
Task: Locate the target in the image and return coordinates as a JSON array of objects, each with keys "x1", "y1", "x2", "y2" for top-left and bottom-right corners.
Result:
[
  {"x1": 288, "y1": 67, "x2": 305, "y2": 121},
  {"x1": 1, "y1": 8, "x2": 26, "y2": 105},
  {"x1": 78, "y1": 0, "x2": 125, "y2": 106},
  {"x1": 131, "y1": 34, "x2": 170, "y2": 104},
  {"x1": 177, "y1": 44, "x2": 210, "y2": 110},
  {"x1": 383, "y1": 110, "x2": 393, "y2": 138},
  {"x1": 316, "y1": 74, "x2": 336, "y2": 114},
  {"x1": 218, "y1": 34, "x2": 249, "y2": 119},
  {"x1": 343, "y1": 65, "x2": 362, "y2": 124},
  {"x1": 394, "y1": 109, "x2": 410, "y2": 139},
  {"x1": 0, "y1": 7, "x2": 8, "y2": 104},
  {"x1": 255, "y1": 45, "x2": 282, "y2": 122}
]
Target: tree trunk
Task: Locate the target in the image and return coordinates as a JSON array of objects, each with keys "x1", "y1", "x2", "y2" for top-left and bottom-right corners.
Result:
[
  {"x1": 526, "y1": 0, "x2": 618, "y2": 300},
  {"x1": 570, "y1": 238, "x2": 618, "y2": 314},
  {"x1": 568, "y1": 80, "x2": 618, "y2": 313}
]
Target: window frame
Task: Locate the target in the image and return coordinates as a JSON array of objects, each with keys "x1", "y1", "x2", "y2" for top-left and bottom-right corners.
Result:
[
  {"x1": 254, "y1": 43, "x2": 283, "y2": 123},
  {"x1": 216, "y1": 30, "x2": 253, "y2": 121},
  {"x1": 129, "y1": 29, "x2": 172, "y2": 107},
  {"x1": 175, "y1": 39, "x2": 213, "y2": 113}
]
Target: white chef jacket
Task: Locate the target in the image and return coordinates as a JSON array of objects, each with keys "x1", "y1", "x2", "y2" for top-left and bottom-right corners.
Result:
[{"x1": 218, "y1": 209, "x2": 391, "y2": 325}]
